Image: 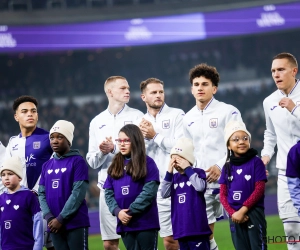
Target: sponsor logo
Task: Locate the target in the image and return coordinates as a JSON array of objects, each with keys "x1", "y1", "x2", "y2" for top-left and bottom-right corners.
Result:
[
  {"x1": 99, "y1": 125, "x2": 106, "y2": 129},
  {"x1": 121, "y1": 186, "x2": 129, "y2": 195},
  {"x1": 52, "y1": 179, "x2": 59, "y2": 189},
  {"x1": 4, "y1": 221, "x2": 11, "y2": 229},
  {"x1": 270, "y1": 106, "x2": 277, "y2": 110},
  {"x1": 178, "y1": 193, "x2": 186, "y2": 203},
  {"x1": 233, "y1": 191, "x2": 242, "y2": 201},
  {"x1": 188, "y1": 122, "x2": 194, "y2": 127}
]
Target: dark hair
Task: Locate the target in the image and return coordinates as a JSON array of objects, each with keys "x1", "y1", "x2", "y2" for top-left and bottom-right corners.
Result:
[
  {"x1": 189, "y1": 63, "x2": 220, "y2": 87},
  {"x1": 107, "y1": 124, "x2": 147, "y2": 181},
  {"x1": 13, "y1": 95, "x2": 38, "y2": 112},
  {"x1": 273, "y1": 52, "x2": 298, "y2": 68},
  {"x1": 140, "y1": 77, "x2": 164, "y2": 93}
]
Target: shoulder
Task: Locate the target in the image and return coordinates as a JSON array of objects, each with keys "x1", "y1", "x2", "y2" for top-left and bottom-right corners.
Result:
[
  {"x1": 7, "y1": 135, "x2": 19, "y2": 145},
  {"x1": 125, "y1": 106, "x2": 144, "y2": 116},
  {"x1": 35, "y1": 127, "x2": 50, "y2": 135},
  {"x1": 263, "y1": 90, "x2": 280, "y2": 105},
  {"x1": 183, "y1": 106, "x2": 197, "y2": 119},
  {"x1": 164, "y1": 105, "x2": 185, "y2": 116}
]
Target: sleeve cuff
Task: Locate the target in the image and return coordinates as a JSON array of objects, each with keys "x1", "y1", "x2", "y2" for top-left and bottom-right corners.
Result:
[
  {"x1": 44, "y1": 212, "x2": 55, "y2": 223},
  {"x1": 153, "y1": 133, "x2": 164, "y2": 145},
  {"x1": 113, "y1": 207, "x2": 121, "y2": 217},
  {"x1": 291, "y1": 105, "x2": 298, "y2": 114},
  {"x1": 164, "y1": 171, "x2": 173, "y2": 182},
  {"x1": 184, "y1": 167, "x2": 195, "y2": 178},
  {"x1": 56, "y1": 214, "x2": 64, "y2": 224}
]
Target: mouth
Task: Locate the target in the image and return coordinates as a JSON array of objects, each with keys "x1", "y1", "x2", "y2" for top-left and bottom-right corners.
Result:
[
  {"x1": 27, "y1": 119, "x2": 35, "y2": 122},
  {"x1": 4, "y1": 182, "x2": 10, "y2": 186}
]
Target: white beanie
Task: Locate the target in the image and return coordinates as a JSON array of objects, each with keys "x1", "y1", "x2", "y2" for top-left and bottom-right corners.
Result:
[
  {"x1": 224, "y1": 120, "x2": 251, "y2": 145},
  {"x1": 50, "y1": 120, "x2": 75, "y2": 146},
  {"x1": 1, "y1": 156, "x2": 23, "y2": 179},
  {"x1": 170, "y1": 138, "x2": 195, "y2": 165}
]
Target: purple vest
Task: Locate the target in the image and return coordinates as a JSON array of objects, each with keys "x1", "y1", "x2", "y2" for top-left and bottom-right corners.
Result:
[
  {"x1": 0, "y1": 190, "x2": 40, "y2": 250},
  {"x1": 219, "y1": 156, "x2": 267, "y2": 211},
  {"x1": 286, "y1": 141, "x2": 300, "y2": 178},
  {"x1": 104, "y1": 156, "x2": 160, "y2": 234},
  {"x1": 39, "y1": 155, "x2": 90, "y2": 230},
  {"x1": 170, "y1": 168, "x2": 211, "y2": 239}
]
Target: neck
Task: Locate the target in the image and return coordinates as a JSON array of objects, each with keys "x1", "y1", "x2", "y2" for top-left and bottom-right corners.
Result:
[
  {"x1": 196, "y1": 98, "x2": 213, "y2": 111},
  {"x1": 20, "y1": 126, "x2": 36, "y2": 137},
  {"x1": 108, "y1": 101, "x2": 125, "y2": 115},
  {"x1": 8, "y1": 185, "x2": 21, "y2": 194},
  {"x1": 283, "y1": 80, "x2": 297, "y2": 95},
  {"x1": 147, "y1": 104, "x2": 163, "y2": 118}
]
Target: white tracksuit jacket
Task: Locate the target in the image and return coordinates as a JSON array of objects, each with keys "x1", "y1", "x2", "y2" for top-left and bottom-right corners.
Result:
[
  {"x1": 86, "y1": 104, "x2": 143, "y2": 189},
  {"x1": 137, "y1": 103, "x2": 185, "y2": 185},
  {"x1": 262, "y1": 79, "x2": 300, "y2": 172},
  {"x1": 183, "y1": 97, "x2": 243, "y2": 190},
  {"x1": 0, "y1": 141, "x2": 5, "y2": 166}
]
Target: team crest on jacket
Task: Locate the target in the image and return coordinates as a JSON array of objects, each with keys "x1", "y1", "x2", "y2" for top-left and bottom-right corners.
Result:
[
  {"x1": 124, "y1": 121, "x2": 132, "y2": 125},
  {"x1": 209, "y1": 118, "x2": 218, "y2": 128},
  {"x1": 162, "y1": 120, "x2": 170, "y2": 129},
  {"x1": 33, "y1": 141, "x2": 41, "y2": 149}
]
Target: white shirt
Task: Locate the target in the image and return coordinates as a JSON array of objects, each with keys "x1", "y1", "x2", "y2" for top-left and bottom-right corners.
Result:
[
  {"x1": 0, "y1": 141, "x2": 5, "y2": 166},
  {"x1": 262, "y1": 79, "x2": 300, "y2": 172},
  {"x1": 86, "y1": 104, "x2": 143, "y2": 189},
  {"x1": 183, "y1": 98, "x2": 243, "y2": 189},
  {"x1": 138, "y1": 103, "x2": 185, "y2": 184}
]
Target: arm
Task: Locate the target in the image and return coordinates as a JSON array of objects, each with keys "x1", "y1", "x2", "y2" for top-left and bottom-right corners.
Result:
[
  {"x1": 220, "y1": 184, "x2": 236, "y2": 217},
  {"x1": 86, "y1": 121, "x2": 109, "y2": 169},
  {"x1": 287, "y1": 177, "x2": 300, "y2": 216},
  {"x1": 242, "y1": 181, "x2": 265, "y2": 210},
  {"x1": 160, "y1": 172, "x2": 173, "y2": 198},
  {"x1": 184, "y1": 167, "x2": 206, "y2": 192},
  {"x1": 32, "y1": 211, "x2": 43, "y2": 250},
  {"x1": 154, "y1": 112, "x2": 184, "y2": 153},
  {"x1": 104, "y1": 188, "x2": 120, "y2": 216},
  {"x1": 129, "y1": 181, "x2": 159, "y2": 214},
  {"x1": 38, "y1": 185, "x2": 53, "y2": 222},
  {"x1": 261, "y1": 100, "x2": 277, "y2": 161}
]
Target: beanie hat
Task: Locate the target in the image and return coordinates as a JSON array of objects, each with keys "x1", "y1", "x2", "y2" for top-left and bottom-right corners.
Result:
[
  {"x1": 170, "y1": 138, "x2": 195, "y2": 165},
  {"x1": 224, "y1": 120, "x2": 251, "y2": 145},
  {"x1": 1, "y1": 156, "x2": 23, "y2": 179},
  {"x1": 50, "y1": 120, "x2": 74, "y2": 146}
]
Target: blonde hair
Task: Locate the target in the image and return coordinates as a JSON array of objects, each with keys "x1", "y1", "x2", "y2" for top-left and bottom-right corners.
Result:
[{"x1": 104, "y1": 76, "x2": 127, "y2": 93}]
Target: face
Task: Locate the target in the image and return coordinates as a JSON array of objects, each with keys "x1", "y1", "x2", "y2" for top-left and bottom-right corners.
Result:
[
  {"x1": 191, "y1": 76, "x2": 217, "y2": 106},
  {"x1": 108, "y1": 79, "x2": 130, "y2": 103},
  {"x1": 141, "y1": 83, "x2": 165, "y2": 110},
  {"x1": 14, "y1": 102, "x2": 38, "y2": 130},
  {"x1": 117, "y1": 132, "x2": 131, "y2": 156},
  {"x1": 271, "y1": 58, "x2": 298, "y2": 94},
  {"x1": 50, "y1": 132, "x2": 70, "y2": 156},
  {"x1": 1, "y1": 170, "x2": 21, "y2": 193},
  {"x1": 227, "y1": 131, "x2": 250, "y2": 157}
]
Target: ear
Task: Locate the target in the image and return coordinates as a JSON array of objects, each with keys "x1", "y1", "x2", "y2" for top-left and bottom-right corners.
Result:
[
  {"x1": 14, "y1": 113, "x2": 19, "y2": 122},
  {"x1": 141, "y1": 93, "x2": 146, "y2": 102},
  {"x1": 227, "y1": 145, "x2": 231, "y2": 151},
  {"x1": 293, "y1": 67, "x2": 298, "y2": 77},
  {"x1": 107, "y1": 88, "x2": 113, "y2": 97},
  {"x1": 212, "y1": 86, "x2": 218, "y2": 95}
]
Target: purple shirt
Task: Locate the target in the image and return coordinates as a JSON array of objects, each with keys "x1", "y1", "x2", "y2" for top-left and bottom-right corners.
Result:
[
  {"x1": 39, "y1": 155, "x2": 90, "y2": 230},
  {"x1": 170, "y1": 168, "x2": 211, "y2": 240},
  {"x1": 104, "y1": 156, "x2": 160, "y2": 234},
  {"x1": 219, "y1": 156, "x2": 267, "y2": 211},
  {"x1": 286, "y1": 141, "x2": 300, "y2": 178},
  {"x1": 0, "y1": 190, "x2": 41, "y2": 250}
]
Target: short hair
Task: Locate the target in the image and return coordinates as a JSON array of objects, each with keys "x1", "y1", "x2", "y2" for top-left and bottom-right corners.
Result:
[
  {"x1": 13, "y1": 95, "x2": 38, "y2": 112},
  {"x1": 273, "y1": 52, "x2": 298, "y2": 68},
  {"x1": 104, "y1": 76, "x2": 127, "y2": 93},
  {"x1": 140, "y1": 78, "x2": 164, "y2": 93},
  {"x1": 189, "y1": 63, "x2": 220, "y2": 87}
]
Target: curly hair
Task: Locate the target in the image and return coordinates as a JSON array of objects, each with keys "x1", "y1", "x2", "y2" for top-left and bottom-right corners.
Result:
[
  {"x1": 189, "y1": 63, "x2": 220, "y2": 87},
  {"x1": 13, "y1": 95, "x2": 38, "y2": 112}
]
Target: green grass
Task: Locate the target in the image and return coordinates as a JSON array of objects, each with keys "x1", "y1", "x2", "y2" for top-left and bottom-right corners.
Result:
[{"x1": 87, "y1": 215, "x2": 287, "y2": 250}]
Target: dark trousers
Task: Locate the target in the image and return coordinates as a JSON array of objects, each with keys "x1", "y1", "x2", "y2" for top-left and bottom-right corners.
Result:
[
  {"x1": 178, "y1": 235, "x2": 210, "y2": 250},
  {"x1": 229, "y1": 207, "x2": 267, "y2": 250},
  {"x1": 121, "y1": 229, "x2": 158, "y2": 250},
  {"x1": 50, "y1": 227, "x2": 89, "y2": 250}
]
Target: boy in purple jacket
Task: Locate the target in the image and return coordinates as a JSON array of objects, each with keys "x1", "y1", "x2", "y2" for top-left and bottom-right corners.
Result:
[
  {"x1": 161, "y1": 138, "x2": 211, "y2": 250},
  {"x1": 38, "y1": 120, "x2": 90, "y2": 250}
]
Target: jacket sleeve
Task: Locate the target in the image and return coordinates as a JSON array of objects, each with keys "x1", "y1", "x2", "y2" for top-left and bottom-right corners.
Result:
[
  {"x1": 184, "y1": 167, "x2": 206, "y2": 192},
  {"x1": 261, "y1": 100, "x2": 277, "y2": 159},
  {"x1": 129, "y1": 180, "x2": 159, "y2": 214},
  {"x1": 86, "y1": 120, "x2": 109, "y2": 169},
  {"x1": 104, "y1": 188, "x2": 120, "y2": 216},
  {"x1": 160, "y1": 171, "x2": 173, "y2": 198},
  {"x1": 56, "y1": 180, "x2": 88, "y2": 223},
  {"x1": 38, "y1": 185, "x2": 53, "y2": 221},
  {"x1": 287, "y1": 177, "x2": 300, "y2": 216},
  {"x1": 153, "y1": 111, "x2": 184, "y2": 153},
  {"x1": 291, "y1": 105, "x2": 300, "y2": 121},
  {"x1": 33, "y1": 211, "x2": 44, "y2": 250}
]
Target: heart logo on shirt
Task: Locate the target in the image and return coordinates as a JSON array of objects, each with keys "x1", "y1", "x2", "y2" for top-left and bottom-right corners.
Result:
[
  {"x1": 186, "y1": 181, "x2": 192, "y2": 186},
  {"x1": 61, "y1": 168, "x2": 67, "y2": 173},
  {"x1": 179, "y1": 182, "x2": 185, "y2": 188},
  {"x1": 1, "y1": 207, "x2": 4, "y2": 212},
  {"x1": 13, "y1": 205, "x2": 19, "y2": 210},
  {"x1": 48, "y1": 170, "x2": 53, "y2": 174},
  {"x1": 237, "y1": 169, "x2": 242, "y2": 175},
  {"x1": 245, "y1": 175, "x2": 251, "y2": 181},
  {"x1": 55, "y1": 169, "x2": 60, "y2": 174},
  {"x1": 6, "y1": 200, "x2": 11, "y2": 205},
  {"x1": 174, "y1": 184, "x2": 178, "y2": 189}
]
